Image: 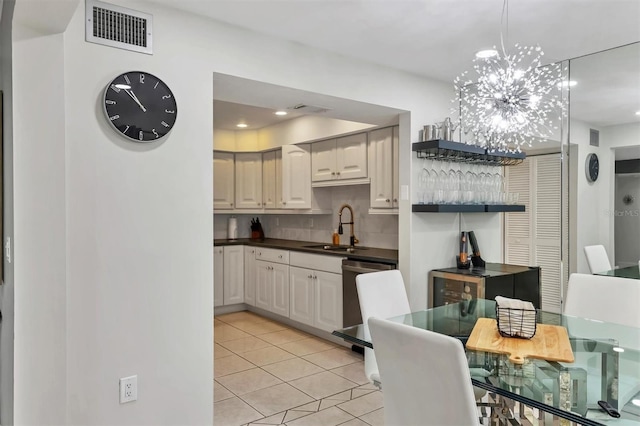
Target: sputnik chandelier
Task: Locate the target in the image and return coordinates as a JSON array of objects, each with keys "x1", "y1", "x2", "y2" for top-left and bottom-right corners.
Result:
[{"x1": 453, "y1": 0, "x2": 566, "y2": 153}]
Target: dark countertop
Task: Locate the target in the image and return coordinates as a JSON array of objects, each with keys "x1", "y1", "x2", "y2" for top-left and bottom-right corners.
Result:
[
  {"x1": 214, "y1": 238, "x2": 398, "y2": 265},
  {"x1": 432, "y1": 263, "x2": 539, "y2": 277}
]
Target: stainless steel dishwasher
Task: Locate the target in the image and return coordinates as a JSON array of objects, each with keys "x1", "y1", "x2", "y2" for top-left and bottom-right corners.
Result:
[{"x1": 342, "y1": 259, "x2": 396, "y2": 327}]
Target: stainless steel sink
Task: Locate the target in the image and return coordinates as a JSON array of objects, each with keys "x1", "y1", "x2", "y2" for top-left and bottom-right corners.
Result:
[{"x1": 303, "y1": 244, "x2": 368, "y2": 253}]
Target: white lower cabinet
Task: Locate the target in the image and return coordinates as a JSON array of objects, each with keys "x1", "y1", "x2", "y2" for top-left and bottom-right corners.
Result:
[
  {"x1": 223, "y1": 245, "x2": 244, "y2": 305},
  {"x1": 255, "y1": 259, "x2": 290, "y2": 317},
  {"x1": 289, "y1": 267, "x2": 342, "y2": 332},
  {"x1": 289, "y1": 267, "x2": 315, "y2": 326},
  {"x1": 244, "y1": 246, "x2": 257, "y2": 306},
  {"x1": 313, "y1": 270, "x2": 343, "y2": 332},
  {"x1": 289, "y1": 252, "x2": 343, "y2": 333},
  {"x1": 214, "y1": 245, "x2": 245, "y2": 307},
  {"x1": 214, "y1": 247, "x2": 224, "y2": 307}
]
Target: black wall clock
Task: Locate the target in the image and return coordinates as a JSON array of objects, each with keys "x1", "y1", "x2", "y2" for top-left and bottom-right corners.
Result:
[
  {"x1": 585, "y1": 153, "x2": 599, "y2": 182},
  {"x1": 103, "y1": 71, "x2": 177, "y2": 142}
]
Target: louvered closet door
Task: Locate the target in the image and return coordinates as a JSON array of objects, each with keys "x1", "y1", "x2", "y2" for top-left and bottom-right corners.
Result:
[
  {"x1": 505, "y1": 159, "x2": 532, "y2": 266},
  {"x1": 534, "y1": 156, "x2": 562, "y2": 313},
  {"x1": 505, "y1": 154, "x2": 562, "y2": 313}
]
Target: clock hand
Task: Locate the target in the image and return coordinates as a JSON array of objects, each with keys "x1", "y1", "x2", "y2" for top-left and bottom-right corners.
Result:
[{"x1": 124, "y1": 88, "x2": 147, "y2": 112}]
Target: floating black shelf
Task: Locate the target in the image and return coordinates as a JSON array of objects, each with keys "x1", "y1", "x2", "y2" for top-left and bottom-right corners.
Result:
[
  {"x1": 412, "y1": 204, "x2": 526, "y2": 213},
  {"x1": 412, "y1": 139, "x2": 525, "y2": 166}
]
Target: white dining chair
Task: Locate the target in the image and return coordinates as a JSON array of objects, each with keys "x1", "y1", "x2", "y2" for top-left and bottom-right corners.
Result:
[
  {"x1": 356, "y1": 269, "x2": 411, "y2": 387},
  {"x1": 564, "y1": 273, "x2": 640, "y2": 328},
  {"x1": 368, "y1": 316, "x2": 479, "y2": 426},
  {"x1": 564, "y1": 273, "x2": 640, "y2": 413},
  {"x1": 583, "y1": 245, "x2": 612, "y2": 274}
]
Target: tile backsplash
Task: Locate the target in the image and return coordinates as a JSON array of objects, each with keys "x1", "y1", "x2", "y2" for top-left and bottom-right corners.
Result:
[{"x1": 214, "y1": 185, "x2": 399, "y2": 249}]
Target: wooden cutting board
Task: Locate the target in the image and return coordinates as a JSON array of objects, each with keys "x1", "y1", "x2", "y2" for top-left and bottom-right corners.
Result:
[{"x1": 466, "y1": 318, "x2": 574, "y2": 365}]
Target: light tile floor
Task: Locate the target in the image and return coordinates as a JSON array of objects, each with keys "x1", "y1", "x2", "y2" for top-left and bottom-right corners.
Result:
[{"x1": 214, "y1": 311, "x2": 384, "y2": 426}]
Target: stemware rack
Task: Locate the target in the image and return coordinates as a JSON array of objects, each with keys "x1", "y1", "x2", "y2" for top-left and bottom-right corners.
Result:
[
  {"x1": 412, "y1": 139, "x2": 526, "y2": 213},
  {"x1": 412, "y1": 139, "x2": 525, "y2": 167}
]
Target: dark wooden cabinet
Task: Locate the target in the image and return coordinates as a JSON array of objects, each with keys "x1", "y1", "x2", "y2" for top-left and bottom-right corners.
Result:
[{"x1": 429, "y1": 263, "x2": 541, "y2": 309}]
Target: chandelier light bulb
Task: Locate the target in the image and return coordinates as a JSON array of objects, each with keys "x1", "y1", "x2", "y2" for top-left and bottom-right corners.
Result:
[
  {"x1": 476, "y1": 49, "x2": 499, "y2": 58},
  {"x1": 453, "y1": 43, "x2": 566, "y2": 153}
]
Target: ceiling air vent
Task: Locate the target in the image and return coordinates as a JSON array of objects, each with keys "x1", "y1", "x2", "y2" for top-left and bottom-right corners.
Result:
[
  {"x1": 289, "y1": 104, "x2": 331, "y2": 114},
  {"x1": 589, "y1": 129, "x2": 600, "y2": 147},
  {"x1": 85, "y1": 0, "x2": 153, "y2": 54}
]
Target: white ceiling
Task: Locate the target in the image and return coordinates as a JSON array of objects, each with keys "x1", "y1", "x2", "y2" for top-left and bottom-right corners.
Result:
[{"x1": 150, "y1": 0, "x2": 640, "y2": 129}]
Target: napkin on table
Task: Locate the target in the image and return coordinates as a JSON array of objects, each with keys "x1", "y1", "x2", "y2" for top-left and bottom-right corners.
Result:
[{"x1": 495, "y1": 296, "x2": 536, "y2": 338}]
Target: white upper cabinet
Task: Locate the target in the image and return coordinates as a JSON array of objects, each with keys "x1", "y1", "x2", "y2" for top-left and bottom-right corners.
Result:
[
  {"x1": 213, "y1": 152, "x2": 235, "y2": 210},
  {"x1": 336, "y1": 133, "x2": 368, "y2": 180},
  {"x1": 311, "y1": 133, "x2": 368, "y2": 185},
  {"x1": 369, "y1": 126, "x2": 399, "y2": 210},
  {"x1": 235, "y1": 153, "x2": 263, "y2": 209},
  {"x1": 262, "y1": 150, "x2": 279, "y2": 209},
  {"x1": 281, "y1": 144, "x2": 311, "y2": 209},
  {"x1": 311, "y1": 139, "x2": 336, "y2": 182}
]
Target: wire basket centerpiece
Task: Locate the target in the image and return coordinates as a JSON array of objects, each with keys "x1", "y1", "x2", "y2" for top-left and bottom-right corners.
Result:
[{"x1": 495, "y1": 296, "x2": 537, "y2": 339}]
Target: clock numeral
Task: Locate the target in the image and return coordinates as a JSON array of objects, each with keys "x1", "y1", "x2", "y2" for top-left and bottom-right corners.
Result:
[
  {"x1": 105, "y1": 100, "x2": 116, "y2": 105},
  {"x1": 152, "y1": 129, "x2": 159, "y2": 138},
  {"x1": 165, "y1": 110, "x2": 175, "y2": 114},
  {"x1": 154, "y1": 81, "x2": 159, "y2": 89},
  {"x1": 124, "y1": 125, "x2": 130, "y2": 134},
  {"x1": 109, "y1": 114, "x2": 120, "y2": 121},
  {"x1": 139, "y1": 74, "x2": 145, "y2": 84},
  {"x1": 110, "y1": 84, "x2": 121, "y2": 93},
  {"x1": 162, "y1": 94, "x2": 172, "y2": 99},
  {"x1": 124, "y1": 74, "x2": 131, "y2": 84},
  {"x1": 139, "y1": 131, "x2": 144, "y2": 141},
  {"x1": 161, "y1": 121, "x2": 170, "y2": 128}
]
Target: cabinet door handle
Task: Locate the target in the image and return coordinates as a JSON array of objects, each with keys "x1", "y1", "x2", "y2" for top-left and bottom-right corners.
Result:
[
  {"x1": 313, "y1": 275, "x2": 317, "y2": 280},
  {"x1": 331, "y1": 172, "x2": 336, "y2": 176},
  {"x1": 393, "y1": 198, "x2": 398, "y2": 203},
  {"x1": 308, "y1": 274, "x2": 313, "y2": 279},
  {"x1": 336, "y1": 171, "x2": 341, "y2": 176},
  {"x1": 278, "y1": 255, "x2": 282, "y2": 259},
  {"x1": 230, "y1": 202, "x2": 233, "y2": 206},
  {"x1": 385, "y1": 199, "x2": 390, "y2": 203},
  {"x1": 251, "y1": 250, "x2": 254, "y2": 253}
]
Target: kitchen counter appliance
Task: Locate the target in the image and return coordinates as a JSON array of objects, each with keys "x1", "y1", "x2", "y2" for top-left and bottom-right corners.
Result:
[{"x1": 342, "y1": 259, "x2": 397, "y2": 328}]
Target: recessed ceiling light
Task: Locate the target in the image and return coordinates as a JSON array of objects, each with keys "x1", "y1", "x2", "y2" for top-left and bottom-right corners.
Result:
[
  {"x1": 635, "y1": 110, "x2": 640, "y2": 116},
  {"x1": 633, "y1": 399, "x2": 640, "y2": 407},
  {"x1": 236, "y1": 123, "x2": 248, "y2": 128},
  {"x1": 275, "y1": 111, "x2": 288, "y2": 116},
  {"x1": 475, "y1": 49, "x2": 498, "y2": 59},
  {"x1": 612, "y1": 347, "x2": 625, "y2": 353}
]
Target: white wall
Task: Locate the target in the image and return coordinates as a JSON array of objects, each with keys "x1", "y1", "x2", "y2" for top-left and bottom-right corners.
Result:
[
  {"x1": 571, "y1": 118, "x2": 604, "y2": 273},
  {"x1": 13, "y1": 22, "x2": 68, "y2": 424},
  {"x1": 602, "y1": 122, "x2": 640, "y2": 264},
  {"x1": 11, "y1": 0, "x2": 504, "y2": 422},
  {"x1": 0, "y1": 1, "x2": 15, "y2": 423},
  {"x1": 571, "y1": 120, "x2": 640, "y2": 272},
  {"x1": 213, "y1": 115, "x2": 378, "y2": 152},
  {"x1": 215, "y1": 185, "x2": 400, "y2": 250},
  {"x1": 614, "y1": 174, "x2": 640, "y2": 267}
]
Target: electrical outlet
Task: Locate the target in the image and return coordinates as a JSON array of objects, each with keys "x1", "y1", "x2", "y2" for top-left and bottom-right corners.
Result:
[
  {"x1": 276, "y1": 217, "x2": 279, "y2": 226},
  {"x1": 309, "y1": 218, "x2": 314, "y2": 228},
  {"x1": 119, "y1": 375, "x2": 138, "y2": 403}
]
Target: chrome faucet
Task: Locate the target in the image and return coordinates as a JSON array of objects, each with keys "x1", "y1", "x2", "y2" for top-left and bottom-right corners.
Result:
[{"x1": 338, "y1": 204, "x2": 359, "y2": 247}]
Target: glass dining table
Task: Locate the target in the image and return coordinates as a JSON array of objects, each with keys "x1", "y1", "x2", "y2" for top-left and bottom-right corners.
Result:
[
  {"x1": 595, "y1": 265, "x2": 640, "y2": 279},
  {"x1": 333, "y1": 299, "x2": 640, "y2": 425}
]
